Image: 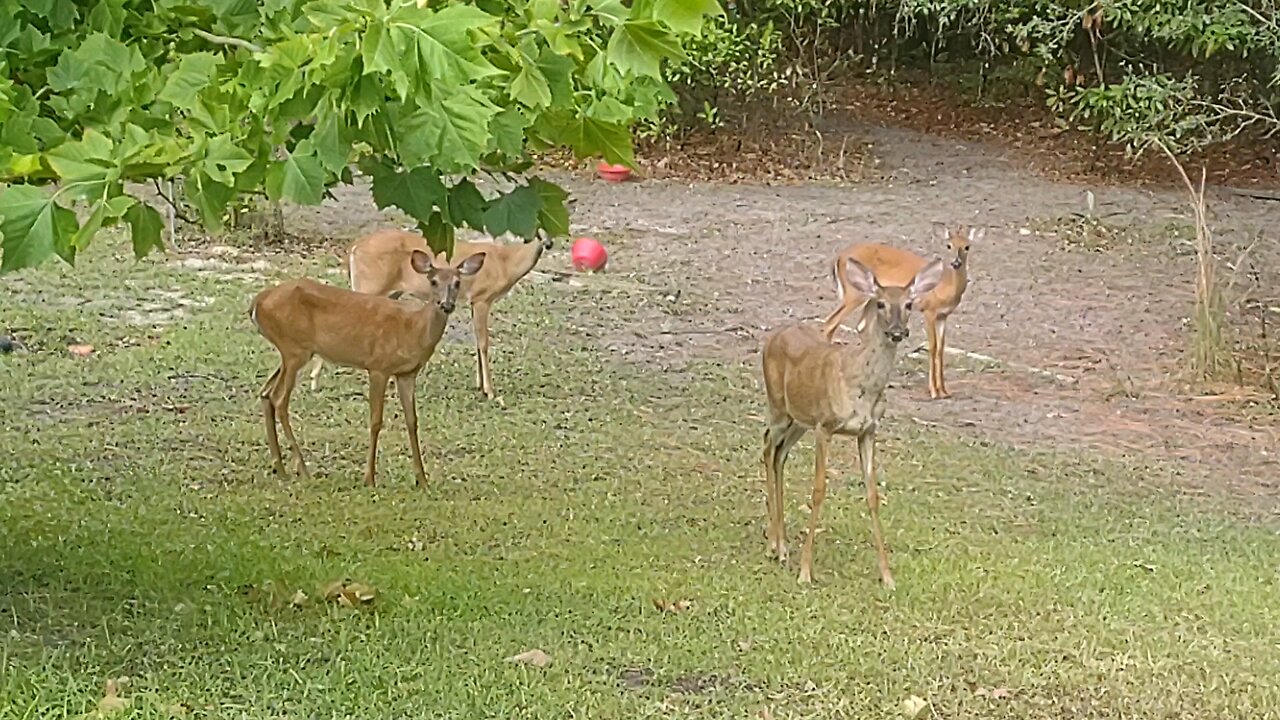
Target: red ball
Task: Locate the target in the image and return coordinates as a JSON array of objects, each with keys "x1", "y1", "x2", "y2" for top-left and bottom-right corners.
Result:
[{"x1": 571, "y1": 237, "x2": 608, "y2": 272}]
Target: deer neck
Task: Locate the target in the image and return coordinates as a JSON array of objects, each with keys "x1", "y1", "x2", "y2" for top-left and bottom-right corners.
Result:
[
  {"x1": 841, "y1": 307, "x2": 899, "y2": 397},
  {"x1": 947, "y1": 263, "x2": 968, "y2": 296}
]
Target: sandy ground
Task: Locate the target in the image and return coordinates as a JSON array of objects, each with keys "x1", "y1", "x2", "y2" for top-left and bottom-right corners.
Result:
[{"x1": 274, "y1": 120, "x2": 1280, "y2": 502}]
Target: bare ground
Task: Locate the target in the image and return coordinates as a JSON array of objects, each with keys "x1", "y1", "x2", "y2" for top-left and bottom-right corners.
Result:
[{"x1": 276, "y1": 120, "x2": 1280, "y2": 503}]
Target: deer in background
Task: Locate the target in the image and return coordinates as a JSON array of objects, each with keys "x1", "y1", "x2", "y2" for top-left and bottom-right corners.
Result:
[
  {"x1": 822, "y1": 223, "x2": 982, "y2": 399},
  {"x1": 308, "y1": 228, "x2": 553, "y2": 400},
  {"x1": 762, "y1": 257, "x2": 944, "y2": 587},
  {"x1": 251, "y1": 249, "x2": 487, "y2": 487}
]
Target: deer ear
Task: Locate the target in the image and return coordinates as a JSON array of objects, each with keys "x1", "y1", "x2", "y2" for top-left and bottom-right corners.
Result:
[
  {"x1": 909, "y1": 258, "x2": 945, "y2": 300},
  {"x1": 931, "y1": 222, "x2": 949, "y2": 243},
  {"x1": 409, "y1": 249, "x2": 435, "y2": 274},
  {"x1": 968, "y1": 226, "x2": 986, "y2": 242},
  {"x1": 458, "y1": 251, "x2": 486, "y2": 276},
  {"x1": 843, "y1": 258, "x2": 879, "y2": 298}
]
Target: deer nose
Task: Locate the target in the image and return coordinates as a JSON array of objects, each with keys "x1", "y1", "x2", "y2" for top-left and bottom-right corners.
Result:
[
  {"x1": 441, "y1": 301, "x2": 455, "y2": 314},
  {"x1": 951, "y1": 258, "x2": 963, "y2": 269},
  {"x1": 888, "y1": 329, "x2": 907, "y2": 343}
]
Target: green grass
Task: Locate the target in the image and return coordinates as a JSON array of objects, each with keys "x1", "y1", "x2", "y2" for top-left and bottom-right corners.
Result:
[{"x1": 3, "y1": 240, "x2": 1280, "y2": 719}]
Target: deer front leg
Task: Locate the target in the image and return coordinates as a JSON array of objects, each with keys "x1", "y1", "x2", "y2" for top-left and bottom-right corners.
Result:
[
  {"x1": 364, "y1": 372, "x2": 390, "y2": 487},
  {"x1": 923, "y1": 312, "x2": 945, "y2": 399},
  {"x1": 858, "y1": 429, "x2": 894, "y2": 589},
  {"x1": 934, "y1": 315, "x2": 951, "y2": 398},
  {"x1": 395, "y1": 373, "x2": 429, "y2": 487},
  {"x1": 798, "y1": 428, "x2": 832, "y2": 584}
]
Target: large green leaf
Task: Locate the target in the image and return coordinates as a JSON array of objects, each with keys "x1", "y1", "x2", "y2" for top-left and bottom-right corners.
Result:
[
  {"x1": 0, "y1": 184, "x2": 80, "y2": 271},
  {"x1": 158, "y1": 53, "x2": 221, "y2": 110},
  {"x1": 606, "y1": 19, "x2": 685, "y2": 77},
  {"x1": 482, "y1": 184, "x2": 541, "y2": 239},
  {"x1": 184, "y1": 171, "x2": 235, "y2": 229},
  {"x1": 397, "y1": 90, "x2": 498, "y2": 171},
  {"x1": 266, "y1": 148, "x2": 326, "y2": 205},
  {"x1": 44, "y1": 128, "x2": 117, "y2": 201},
  {"x1": 369, "y1": 165, "x2": 447, "y2": 224},
  {"x1": 125, "y1": 200, "x2": 165, "y2": 259},
  {"x1": 654, "y1": 0, "x2": 722, "y2": 35},
  {"x1": 527, "y1": 176, "x2": 570, "y2": 238},
  {"x1": 201, "y1": 135, "x2": 255, "y2": 186},
  {"x1": 445, "y1": 179, "x2": 488, "y2": 231},
  {"x1": 510, "y1": 62, "x2": 553, "y2": 108}
]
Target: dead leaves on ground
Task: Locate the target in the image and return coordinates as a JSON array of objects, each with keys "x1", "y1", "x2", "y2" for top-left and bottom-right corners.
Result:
[
  {"x1": 238, "y1": 578, "x2": 377, "y2": 611},
  {"x1": 652, "y1": 597, "x2": 694, "y2": 614},
  {"x1": 506, "y1": 648, "x2": 553, "y2": 668},
  {"x1": 322, "y1": 579, "x2": 378, "y2": 608}
]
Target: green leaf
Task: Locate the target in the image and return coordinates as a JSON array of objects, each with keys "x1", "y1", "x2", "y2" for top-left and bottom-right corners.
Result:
[
  {"x1": 483, "y1": 184, "x2": 541, "y2": 239},
  {"x1": 201, "y1": 135, "x2": 255, "y2": 186},
  {"x1": 184, "y1": 171, "x2": 235, "y2": 229},
  {"x1": 528, "y1": 177, "x2": 570, "y2": 237},
  {"x1": 419, "y1": 210, "x2": 454, "y2": 256},
  {"x1": 310, "y1": 113, "x2": 349, "y2": 174},
  {"x1": 445, "y1": 179, "x2": 487, "y2": 231},
  {"x1": 44, "y1": 128, "x2": 117, "y2": 202},
  {"x1": 0, "y1": 184, "x2": 80, "y2": 271},
  {"x1": 654, "y1": 0, "x2": 723, "y2": 35},
  {"x1": 537, "y1": 49, "x2": 577, "y2": 105},
  {"x1": 607, "y1": 20, "x2": 685, "y2": 77},
  {"x1": 159, "y1": 53, "x2": 221, "y2": 110},
  {"x1": 488, "y1": 108, "x2": 526, "y2": 159},
  {"x1": 511, "y1": 63, "x2": 553, "y2": 108},
  {"x1": 397, "y1": 90, "x2": 498, "y2": 172},
  {"x1": 559, "y1": 115, "x2": 635, "y2": 166},
  {"x1": 370, "y1": 165, "x2": 447, "y2": 224},
  {"x1": 125, "y1": 201, "x2": 165, "y2": 259},
  {"x1": 589, "y1": 0, "x2": 629, "y2": 24},
  {"x1": 266, "y1": 150, "x2": 326, "y2": 205}
]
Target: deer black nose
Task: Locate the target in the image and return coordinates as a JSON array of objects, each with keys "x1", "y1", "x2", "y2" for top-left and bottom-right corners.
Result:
[
  {"x1": 441, "y1": 301, "x2": 455, "y2": 314},
  {"x1": 888, "y1": 329, "x2": 907, "y2": 343},
  {"x1": 951, "y1": 259, "x2": 963, "y2": 269}
]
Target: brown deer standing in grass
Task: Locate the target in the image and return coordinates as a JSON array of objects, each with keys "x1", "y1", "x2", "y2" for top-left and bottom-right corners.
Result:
[
  {"x1": 307, "y1": 228, "x2": 553, "y2": 400},
  {"x1": 822, "y1": 223, "x2": 982, "y2": 399},
  {"x1": 250, "y1": 249, "x2": 487, "y2": 487},
  {"x1": 762, "y1": 256, "x2": 944, "y2": 587}
]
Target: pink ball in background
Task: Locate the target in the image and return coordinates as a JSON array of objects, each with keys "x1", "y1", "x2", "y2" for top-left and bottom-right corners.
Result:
[{"x1": 571, "y1": 237, "x2": 608, "y2": 272}]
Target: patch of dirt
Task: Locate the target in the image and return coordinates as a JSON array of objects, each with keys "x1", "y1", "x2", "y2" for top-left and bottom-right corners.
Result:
[{"x1": 274, "y1": 119, "x2": 1279, "y2": 502}]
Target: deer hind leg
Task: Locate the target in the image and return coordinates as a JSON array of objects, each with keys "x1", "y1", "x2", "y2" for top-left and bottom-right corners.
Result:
[
  {"x1": 395, "y1": 372, "x2": 428, "y2": 488},
  {"x1": 763, "y1": 419, "x2": 803, "y2": 563},
  {"x1": 260, "y1": 367, "x2": 286, "y2": 475},
  {"x1": 364, "y1": 372, "x2": 390, "y2": 487},
  {"x1": 798, "y1": 427, "x2": 832, "y2": 584},
  {"x1": 268, "y1": 357, "x2": 311, "y2": 480},
  {"x1": 307, "y1": 356, "x2": 325, "y2": 392},
  {"x1": 858, "y1": 429, "x2": 894, "y2": 589},
  {"x1": 471, "y1": 301, "x2": 495, "y2": 400}
]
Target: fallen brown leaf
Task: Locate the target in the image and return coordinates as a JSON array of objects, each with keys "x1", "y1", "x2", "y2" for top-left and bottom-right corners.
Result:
[
  {"x1": 68, "y1": 344, "x2": 95, "y2": 357},
  {"x1": 506, "y1": 648, "x2": 552, "y2": 667},
  {"x1": 289, "y1": 589, "x2": 309, "y2": 608},
  {"x1": 901, "y1": 694, "x2": 929, "y2": 719},
  {"x1": 652, "y1": 597, "x2": 693, "y2": 614},
  {"x1": 322, "y1": 579, "x2": 377, "y2": 607},
  {"x1": 98, "y1": 679, "x2": 129, "y2": 713}
]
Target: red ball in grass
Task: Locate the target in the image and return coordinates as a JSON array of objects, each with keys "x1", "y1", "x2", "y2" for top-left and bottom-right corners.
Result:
[{"x1": 571, "y1": 237, "x2": 608, "y2": 272}]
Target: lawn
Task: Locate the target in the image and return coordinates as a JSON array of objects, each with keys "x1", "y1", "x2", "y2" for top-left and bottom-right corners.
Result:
[{"x1": 3, "y1": 240, "x2": 1279, "y2": 719}]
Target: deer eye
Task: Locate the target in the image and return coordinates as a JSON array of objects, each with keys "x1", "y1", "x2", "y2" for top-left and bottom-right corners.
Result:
[
  {"x1": 875, "y1": 300, "x2": 886, "y2": 310},
  {"x1": 905, "y1": 301, "x2": 913, "y2": 311}
]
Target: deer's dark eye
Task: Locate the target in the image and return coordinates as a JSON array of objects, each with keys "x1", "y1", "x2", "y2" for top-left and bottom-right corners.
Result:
[
  {"x1": 905, "y1": 301, "x2": 913, "y2": 311},
  {"x1": 875, "y1": 300, "x2": 886, "y2": 310}
]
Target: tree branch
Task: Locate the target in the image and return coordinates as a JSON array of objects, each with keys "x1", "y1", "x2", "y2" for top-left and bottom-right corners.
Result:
[{"x1": 191, "y1": 29, "x2": 263, "y2": 54}]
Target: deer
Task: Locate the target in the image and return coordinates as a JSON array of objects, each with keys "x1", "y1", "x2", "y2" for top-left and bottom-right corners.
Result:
[
  {"x1": 762, "y1": 256, "x2": 944, "y2": 587},
  {"x1": 821, "y1": 223, "x2": 983, "y2": 400},
  {"x1": 306, "y1": 228, "x2": 553, "y2": 400},
  {"x1": 250, "y1": 249, "x2": 487, "y2": 487}
]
